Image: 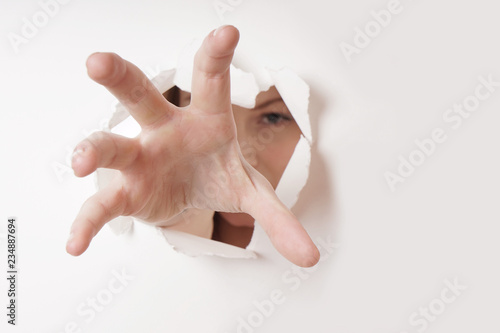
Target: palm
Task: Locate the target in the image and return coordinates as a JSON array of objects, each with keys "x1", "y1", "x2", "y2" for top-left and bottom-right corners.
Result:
[
  {"x1": 121, "y1": 110, "x2": 251, "y2": 221},
  {"x1": 67, "y1": 26, "x2": 319, "y2": 267}
]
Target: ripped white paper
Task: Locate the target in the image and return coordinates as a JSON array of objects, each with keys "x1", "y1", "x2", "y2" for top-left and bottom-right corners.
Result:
[{"x1": 159, "y1": 229, "x2": 257, "y2": 259}]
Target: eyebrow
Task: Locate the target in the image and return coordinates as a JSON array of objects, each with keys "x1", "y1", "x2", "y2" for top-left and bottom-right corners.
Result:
[
  {"x1": 184, "y1": 93, "x2": 285, "y2": 110},
  {"x1": 255, "y1": 97, "x2": 284, "y2": 110}
]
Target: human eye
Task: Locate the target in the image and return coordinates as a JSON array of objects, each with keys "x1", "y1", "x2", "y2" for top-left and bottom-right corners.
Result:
[{"x1": 260, "y1": 112, "x2": 292, "y2": 125}]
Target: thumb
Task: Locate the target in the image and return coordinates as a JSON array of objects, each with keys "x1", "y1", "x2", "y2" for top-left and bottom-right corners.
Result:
[{"x1": 245, "y1": 180, "x2": 320, "y2": 267}]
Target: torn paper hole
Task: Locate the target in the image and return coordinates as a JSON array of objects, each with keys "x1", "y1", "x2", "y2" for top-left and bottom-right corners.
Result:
[{"x1": 96, "y1": 41, "x2": 312, "y2": 260}]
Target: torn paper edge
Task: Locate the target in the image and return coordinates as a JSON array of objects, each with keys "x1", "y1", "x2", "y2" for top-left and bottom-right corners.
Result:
[
  {"x1": 95, "y1": 42, "x2": 313, "y2": 260},
  {"x1": 157, "y1": 229, "x2": 257, "y2": 259},
  {"x1": 268, "y1": 67, "x2": 313, "y2": 144}
]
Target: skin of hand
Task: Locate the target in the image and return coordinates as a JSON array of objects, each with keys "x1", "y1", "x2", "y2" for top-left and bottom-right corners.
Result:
[{"x1": 66, "y1": 25, "x2": 320, "y2": 268}]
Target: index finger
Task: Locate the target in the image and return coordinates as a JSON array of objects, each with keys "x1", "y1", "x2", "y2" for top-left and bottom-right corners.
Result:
[{"x1": 190, "y1": 25, "x2": 240, "y2": 115}]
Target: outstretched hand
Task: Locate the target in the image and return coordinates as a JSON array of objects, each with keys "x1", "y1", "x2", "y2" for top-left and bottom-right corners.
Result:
[{"x1": 66, "y1": 25, "x2": 320, "y2": 267}]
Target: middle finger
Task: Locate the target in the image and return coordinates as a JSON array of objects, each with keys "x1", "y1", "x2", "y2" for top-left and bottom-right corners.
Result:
[{"x1": 86, "y1": 52, "x2": 175, "y2": 128}]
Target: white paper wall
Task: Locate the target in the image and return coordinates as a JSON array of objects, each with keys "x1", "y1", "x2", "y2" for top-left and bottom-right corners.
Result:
[{"x1": 1, "y1": 0, "x2": 499, "y2": 332}]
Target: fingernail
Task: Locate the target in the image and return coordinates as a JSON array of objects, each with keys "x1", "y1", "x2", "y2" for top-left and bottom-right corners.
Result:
[
  {"x1": 72, "y1": 147, "x2": 85, "y2": 158},
  {"x1": 71, "y1": 147, "x2": 85, "y2": 164},
  {"x1": 213, "y1": 25, "x2": 228, "y2": 37}
]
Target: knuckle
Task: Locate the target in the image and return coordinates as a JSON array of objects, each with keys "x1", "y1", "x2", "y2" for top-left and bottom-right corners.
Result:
[
  {"x1": 86, "y1": 131, "x2": 119, "y2": 167},
  {"x1": 121, "y1": 77, "x2": 153, "y2": 106},
  {"x1": 84, "y1": 132, "x2": 108, "y2": 155},
  {"x1": 88, "y1": 131, "x2": 108, "y2": 144}
]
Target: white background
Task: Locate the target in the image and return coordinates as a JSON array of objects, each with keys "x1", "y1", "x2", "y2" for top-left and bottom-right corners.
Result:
[{"x1": 0, "y1": 0, "x2": 499, "y2": 332}]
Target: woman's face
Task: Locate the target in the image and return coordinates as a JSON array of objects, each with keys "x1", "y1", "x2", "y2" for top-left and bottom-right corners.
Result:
[{"x1": 178, "y1": 86, "x2": 302, "y2": 227}]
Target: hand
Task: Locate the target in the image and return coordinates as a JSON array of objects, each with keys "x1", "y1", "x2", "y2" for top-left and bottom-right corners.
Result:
[{"x1": 66, "y1": 25, "x2": 320, "y2": 267}]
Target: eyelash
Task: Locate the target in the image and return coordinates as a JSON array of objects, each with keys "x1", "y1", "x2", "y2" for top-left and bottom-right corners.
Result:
[{"x1": 261, "y1": 112, "x2": 292, "y2": 125}]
